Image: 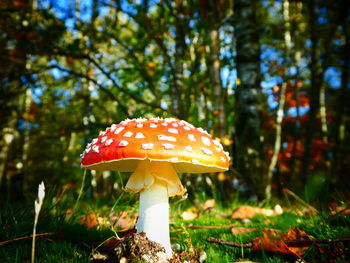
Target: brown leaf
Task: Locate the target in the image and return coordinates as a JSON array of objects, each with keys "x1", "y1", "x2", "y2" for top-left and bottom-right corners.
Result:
[
  {"x1": 283, "y1": 228, "x2": 312, "y2": 257},
  {"x1": 181, "y1": 208, "x2": 198, "y2": 220},
  {"x1": 231, "y1": 205, "x2": 283, "y2": 219},
  {"x1": 203, "y1": 199, "x2": 216, "y2": 211},
  {"x1": 252, "y1": 229, "x2": 294, "y2": 256},
  {"x1": 86, "y1": 212, "x2": 99, "y2": 229},
  {"x1": 252, "y1": 228, "x2": 311, "y2": 258},
  {"x1": 111, "y1": 211, "x2": 137, "y2": 229},
  {"x1": 231, "y1": 227, "x2": 258, "y2": 235}
]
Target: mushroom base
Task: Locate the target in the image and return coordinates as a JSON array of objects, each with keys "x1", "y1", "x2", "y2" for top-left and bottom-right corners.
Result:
[{"x1": 136, "y1": 178, "x2": 172, "y2": 257}]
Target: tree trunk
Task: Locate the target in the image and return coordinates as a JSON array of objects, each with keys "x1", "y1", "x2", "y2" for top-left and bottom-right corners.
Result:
[
  {"x1": 207, "y1": 1, "x2": 226, "y2": 138},
  {"x1": 331, "y1": 0, "x2": 349, "y2": 186},
  {"x1": 233, "y1": 0, "x2": 264, "y2": 199},
  {"x1": 173, "y1": 2, "x2": 188, "y2": 120},
  {"x1": 301, "y1": 0, "x2": 320, "y2": 186}
]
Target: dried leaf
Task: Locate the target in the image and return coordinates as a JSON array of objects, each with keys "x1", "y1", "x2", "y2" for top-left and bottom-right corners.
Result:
[
  {"x1": 86, "y1": 212, "x2": 99, "y2": 229},
  {"x1": 181, "y1": 210, "x2": 198, "y2": 220},
  {"x1": 111, "y1": 211, "x2": 137, "y2": 229},
  {"x1": 252, "y1": 228, "x2": 311, "y2": 258},
  {"x1": 231, "y1": 227, "x2": 258, "y2": 235},
  {"x1": 203, "y1": 199, "x2": 216, "y2": 211},
  {"x1": 231, "y1": 205, "x2": 283, "y2": 219},
  {"x1": 252, "y1": 229, "x2": 294, "y2": 255}
]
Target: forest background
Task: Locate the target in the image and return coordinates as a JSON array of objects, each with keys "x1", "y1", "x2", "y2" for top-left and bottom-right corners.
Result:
[{"x1": 1, "y1": 0, "x2": 349, "y2": 206}]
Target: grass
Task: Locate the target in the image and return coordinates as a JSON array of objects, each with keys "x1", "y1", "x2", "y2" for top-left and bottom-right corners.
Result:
[{"x1": 1, "y1": 190, "x2": 349, "y2": 263}]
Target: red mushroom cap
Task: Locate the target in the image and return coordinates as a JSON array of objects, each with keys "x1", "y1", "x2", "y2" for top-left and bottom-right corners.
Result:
[{"x1": 80, "y1": 118, "x2": 230, "y2": 173}]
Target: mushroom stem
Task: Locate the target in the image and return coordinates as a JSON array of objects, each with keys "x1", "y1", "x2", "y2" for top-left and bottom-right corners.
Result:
[{"x1": 136, "y1": 178, "x2": 172, "y2": 257}]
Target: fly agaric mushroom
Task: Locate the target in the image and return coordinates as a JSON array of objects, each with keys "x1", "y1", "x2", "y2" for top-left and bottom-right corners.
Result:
[{"x1": 80, "y1": 117, "x2": 229, "y2": 257}]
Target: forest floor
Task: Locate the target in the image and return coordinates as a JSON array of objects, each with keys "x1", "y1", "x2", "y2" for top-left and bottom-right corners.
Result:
[{"x1": 1, "y1": 190, "x2": 350, "y2": 263}]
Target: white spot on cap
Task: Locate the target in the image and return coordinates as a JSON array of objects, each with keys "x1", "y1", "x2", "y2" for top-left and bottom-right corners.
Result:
[
  {"x1": 161, "y1": 122, "x2": 168, "y2": 126},
  {"x1": 105, "y1": 138, "x2": 114, "y2": 146},
  {"x1": 214, "y1": 140, "x2": 223, "y2": 151},
  {"x1": 183, "y1": 126, "x2": 191, "y2": 130},
  {"x1": 201, "y1": 136, "x2": 211, "y2": 146},
  {"x1": 188, "y1": 134, "x2": 196, "y2": 141},
  {"x1": 185, "y1": 145, "x2": 193, "y2": 152},
  {"x1": 224, "y1": 151, "x2": 230, "y2": 160},
  {"x1": 118, "y1": 140, "x2": 128, "y2": 147},
  {"x1": 114, "y1": 126, "x2": 124, "y2": 134},
  {"x1": 136, "y1": 123, "x2": 143, "y2": 128},
  {"x1": 213, "y1": 139, "x2": 222, "y2": 147},
  {"x1": 101, "y1": 136, "x2": 108, "y2": 143},
  {"x1": 168, "y1": 128, "x2": 179, "y2": 134},
  {"x1": 221, "y1": 156, "x2": 226, "y2": 162},
  {"x1": 80, "y1": 153, "x2": 85, "y2": 159},
  {"x1": 99, "y1": 131, "x2": 106, "y2": 136},
  {"x1": 215, "y1": 146, "x2": 222, "y2": 152},
  {"x1": 142, "y1": 143, "x2": 154, "y2": 150},
  {"x1": 121, "y1": 119, "x2": 131, "y2": 125},
  {"x1": 172, "y1": 123, "x2": 179, "y2": 127},
  {"x1": 192, "y1": 159, "x2": 199, "y2": 164},
  {"x1": 201, "y1": 147, "x2": 213, "y2": 155},
  {"x1": 198, "y1": 127, "x2": 210, "y2": 136},
  {"x1": 92, "y1": 145, "x2": 99, "y2": 153},
  {"x1": 123, "y1": 131, "x2": 133, "y2": 137},
  {"x1": 168, "y1": 157, "x2": 179, "y2": 162},
  {"x1": 157, "y1": 134, "x2": 176, "y2": 142},
  {"x1": 165, "y1": 118, "x2": 177, "y2": 122},
  {"x1": 150, "y1": 123, "x2": 158, "y2": 128},
  {"x1": 85, "y1": 147, "x2": 91, "y2": 153},
  {"x1": 135, "y1": 132, "x2": 145, "y2": 139},
  {"x1": 162, "y1": 143, "x2": 174, "y2": 150},
  {"x1": 91, "y1": 138, "x2": 98, "y2": 144},
  {"x1": 197, "y1": 128, "x2": 205, "y2": 133}
]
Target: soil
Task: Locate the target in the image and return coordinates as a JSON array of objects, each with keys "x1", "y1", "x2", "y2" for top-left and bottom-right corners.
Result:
[{"x1": 89, "y1": 232, "x2": 201, "y2": 263}]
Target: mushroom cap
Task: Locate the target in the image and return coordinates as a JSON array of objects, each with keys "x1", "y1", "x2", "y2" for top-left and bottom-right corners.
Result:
[{"x1": 80, "y1": 117, "x2": 230, "y2": 173}]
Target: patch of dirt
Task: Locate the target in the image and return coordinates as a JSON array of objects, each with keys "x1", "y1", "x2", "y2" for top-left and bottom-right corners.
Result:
[{"x1": 89, "y1": 232, "x2": 202, "y2": 263}]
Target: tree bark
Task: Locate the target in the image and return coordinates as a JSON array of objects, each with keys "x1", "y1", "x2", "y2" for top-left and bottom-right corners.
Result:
[
  {"x1": 234, "y1": 0, "x2": 264, "y2": 198},
  {"x1": 331, "y1": 0, "x2": 349, "y2": 185},
  {"x1": 207, "y1": 1, "x2": 226, "y2": 138},
  {"x1": 173, "y1": 2, "x2": 188, "y2": 120}
]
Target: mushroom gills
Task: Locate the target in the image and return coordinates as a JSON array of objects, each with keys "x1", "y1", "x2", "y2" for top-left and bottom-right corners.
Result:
[{"x1": 125, "y1": 160, "x2": 186, "y2": 197}]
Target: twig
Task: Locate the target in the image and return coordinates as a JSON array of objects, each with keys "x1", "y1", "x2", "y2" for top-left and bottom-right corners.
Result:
[
  {"x1": 206, "y1": 237, "x2": 253, "y2": 248},
  {"x1": 207, "y1": 236, "x2": 350, "y2": 249},
  {"x1": 283, "y1": 187, "x2": 318, "y2": 214},
  {"x1": 285, "y1": 237, "x2": 350, "y2": 247},
  {"x1": 0, "y1": 232, "x2": 59, "y2": 246},
  {"x1": 186, "y1": 224, "x2": 235, "y2": 229}
]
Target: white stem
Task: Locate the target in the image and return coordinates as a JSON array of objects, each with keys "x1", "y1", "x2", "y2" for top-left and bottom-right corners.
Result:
[{"x1": 136, "y1": 179, "x2": 172, "y2": 257}]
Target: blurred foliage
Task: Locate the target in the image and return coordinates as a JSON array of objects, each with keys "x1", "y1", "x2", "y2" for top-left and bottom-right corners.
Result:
[{"x1": 0, "y1": 0, "x2": 349, "y2": 203}]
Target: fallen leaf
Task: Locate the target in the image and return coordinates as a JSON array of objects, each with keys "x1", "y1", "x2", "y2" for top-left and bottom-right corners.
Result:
[
  {"x1": 231, "y1": 205, "x2": 282, "y2": 219},
  {"x1": 231, "y1": 227, "x2": 258, "y2": 235},
  {"x1": 252, "y1": 228, "x2": 311, "y2": 258},
  {"x1": 86, "y1": 212, "x2": 99, "y2": 229},
  {"x1": 181, "y1": 208, "x2": 198, "y2": 220},
  {"x1": 203, "y1": 199, "x2": 216, "y2": 211},
  {"x1": 111, "y1": 211, "x2": 137, "y2": 229}
]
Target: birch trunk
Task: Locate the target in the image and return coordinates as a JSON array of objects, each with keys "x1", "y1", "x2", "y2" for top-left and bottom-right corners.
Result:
[{"x1": 234, "y1": 0, "x2": 264, "y2": 198}]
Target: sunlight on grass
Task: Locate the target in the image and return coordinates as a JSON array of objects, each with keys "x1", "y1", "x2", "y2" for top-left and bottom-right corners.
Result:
[{"x1": 1, "y1": 190, "x2": 349, "y2": 262}]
